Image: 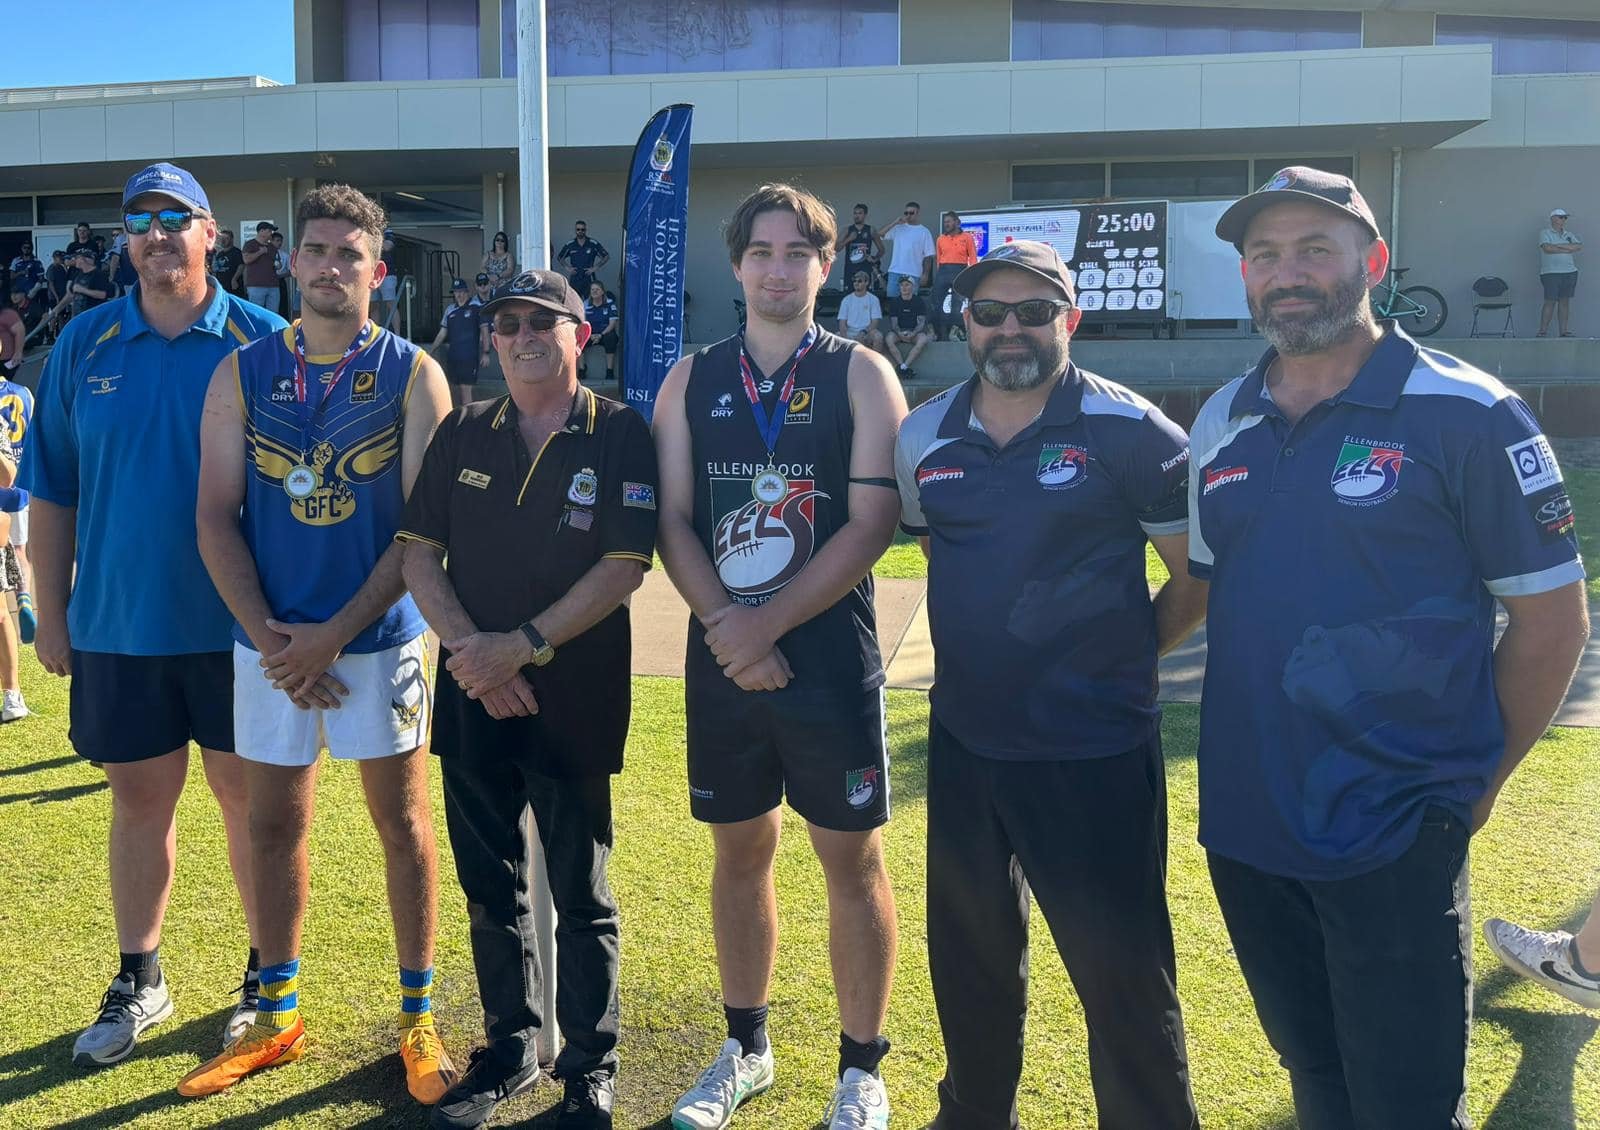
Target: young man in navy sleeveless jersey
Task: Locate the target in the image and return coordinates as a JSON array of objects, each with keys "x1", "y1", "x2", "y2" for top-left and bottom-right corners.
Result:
[
  {"x1": 654, "y1": 184, "x2": 907, "y2": 1130},
  {"x1": 188, "y1": 184, "x2": 456, "y2": 1103}
]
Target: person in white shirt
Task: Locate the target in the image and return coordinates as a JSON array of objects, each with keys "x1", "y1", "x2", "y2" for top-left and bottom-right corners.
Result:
[
  {"x1": 837, "y1": 271, "x2": 884, "y2": 351},
  {"x1": 1538, "y1": 208, "x2": 1582, "y2": 337},
  {"x1": 880, "y1": 201, "x2": 935, "y2": 295}
]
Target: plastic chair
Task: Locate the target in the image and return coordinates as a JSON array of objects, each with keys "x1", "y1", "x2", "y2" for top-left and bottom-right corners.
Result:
[{"x1": 1469, "y1": 277, "x2": 1514, "y2": 338}]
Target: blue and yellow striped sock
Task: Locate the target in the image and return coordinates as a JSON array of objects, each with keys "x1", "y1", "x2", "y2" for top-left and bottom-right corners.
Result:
[
  {"x1": 256, "y1": 959, "x2": 300, "y2": 1033},
  {"x1": 400, "y1": 966, "x2": 434, "y2": 1028}
]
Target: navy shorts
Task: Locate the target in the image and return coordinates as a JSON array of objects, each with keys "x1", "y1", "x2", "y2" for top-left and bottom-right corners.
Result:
[
  {"x1": 1542, "y1": 272, "x2": 1578, "y2": 300},
  {"x1": 443, "y1": 354, "x2": 480, "y2": 385},
  {"x1": 69, "y1": 650, "x2": 235, "y2": 763},
  {"x1": 686, "y1": 673, "x2": 889, "y2": 832}
]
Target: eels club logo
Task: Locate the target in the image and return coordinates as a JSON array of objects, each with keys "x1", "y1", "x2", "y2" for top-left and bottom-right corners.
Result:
[
  {"x1": 713, "y1": 479, "x2": 827, "y2": 600},
  {"x1": 1330, "y1": 438, "x2": 1405, "y2": 506}
]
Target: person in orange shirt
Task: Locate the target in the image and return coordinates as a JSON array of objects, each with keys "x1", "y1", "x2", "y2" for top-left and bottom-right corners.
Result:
[{"x1": 932, "y1": 212, "x2": 978, "y2": 340}]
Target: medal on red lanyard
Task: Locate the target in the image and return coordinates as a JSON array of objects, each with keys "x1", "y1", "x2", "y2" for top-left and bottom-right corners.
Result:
[
  {"x1": 282, "y1": 320, "x2": 373, "y2": 501},
  {"x1": 740, "y1": 324, "x2": 818, "y2": 505}
]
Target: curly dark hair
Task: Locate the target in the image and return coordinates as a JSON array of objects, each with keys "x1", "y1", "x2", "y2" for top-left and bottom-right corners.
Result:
[{"x1": 295, "y1": 184, "x2": 388, "y2": 259}]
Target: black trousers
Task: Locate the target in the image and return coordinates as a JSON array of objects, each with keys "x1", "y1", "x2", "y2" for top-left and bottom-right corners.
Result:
[
  {"x1": 441, "y1": 752, "x2": 620, "y2": 1081},
  {"x1": 927, "y1": 718, "x2": 1198, "y2": 1130},
  {"x1": 1207, "y1": 808, "x2": 1472, "y2": 1130}
]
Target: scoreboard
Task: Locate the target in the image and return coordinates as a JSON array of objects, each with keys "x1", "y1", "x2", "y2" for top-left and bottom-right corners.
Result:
[{"x1": 959, "y1": 201, "x2": 1170, "y2": 323}]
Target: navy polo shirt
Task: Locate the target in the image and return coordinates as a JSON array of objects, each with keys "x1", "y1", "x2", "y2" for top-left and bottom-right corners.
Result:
[
  {"x1": 1188, "y1": 325, "x2": 1584, "y2": 881},
  {"x1": 20, "y1": 283, "x2": 286, "y2": 654},
  {"x1": 896, "y1": 366, "x2": 1190, "y2": 760},
  {"x1": 440, "y1": 300, "x2": 483, "y2": 360},
  {"x1": 559, "y1": 238, "x2": 607, "y2": 276}
]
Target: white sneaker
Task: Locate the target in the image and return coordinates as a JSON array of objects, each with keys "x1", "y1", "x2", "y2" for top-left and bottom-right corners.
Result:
[
  {"x1": 671, "y1": 1037, "x2": 775, "y2": 1130},
  {"x1": 1, "y1": 689, "x2": 28, "y2": 722},
  {"x1": 72, "y1": 973, "x2": 174, "y2": 1067},
  {"x1": 221, "y1": 974, "x2": 260, "y2": 1047},
  {"x1": 1484, "y1": 917, "x2": 1600, "y2": 1009},
  {"x1": 825, "y1": 1067, "x2": 890, "y2": 1130}
]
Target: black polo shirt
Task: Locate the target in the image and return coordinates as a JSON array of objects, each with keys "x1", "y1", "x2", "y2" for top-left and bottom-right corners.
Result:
[
  {"x1": 397, "y1": 385, "x2": 658, "y2": 775},
  {"x1": 895, "y1": 366, "x2": 1190, "y2": 761}
]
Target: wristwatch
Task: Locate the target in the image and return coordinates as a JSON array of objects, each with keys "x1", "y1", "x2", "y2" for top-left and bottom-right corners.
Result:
[{"x1": 519, "y1": 621, "x2": 556, "y2": 666}]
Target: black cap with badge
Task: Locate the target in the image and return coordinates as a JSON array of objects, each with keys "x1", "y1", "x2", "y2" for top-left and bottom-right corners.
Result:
[
  {"x1": 1215, "y1": 166, "x2": 1381, "y2": 253},
  {"x1": 481, "y1": 269, "x2": 586, "y2": 321}
]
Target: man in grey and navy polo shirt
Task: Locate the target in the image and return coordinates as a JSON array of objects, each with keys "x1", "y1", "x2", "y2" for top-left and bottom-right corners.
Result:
[
  {"x1": 1191, "y1": 167, "x2": 1589, "y2": 1129},
  {"x1": 895, "y1": 240, "x2": 1206, "y2": 1130}
]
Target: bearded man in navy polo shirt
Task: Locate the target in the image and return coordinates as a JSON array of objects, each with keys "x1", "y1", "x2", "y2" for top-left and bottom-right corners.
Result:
[
  {"x1": 896, "y1": 240, "x2": 1207, "y2": 1130},
  {"x1": 1191, "y1": 168, "x2": 1589, "y2": 1129}
]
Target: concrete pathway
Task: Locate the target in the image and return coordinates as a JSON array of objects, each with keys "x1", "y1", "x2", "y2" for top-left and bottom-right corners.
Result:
[{"x1": 631, "y1": 575, "x2": 1600, "y2": 727}]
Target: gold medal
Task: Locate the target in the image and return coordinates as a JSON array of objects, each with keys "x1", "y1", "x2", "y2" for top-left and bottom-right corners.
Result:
[
  {"x1": 284, "y1": 463, "x2": 317, "y2": 500},
  {"x1": 752, "y1": 467, "x2": 788, "y2": 505}
]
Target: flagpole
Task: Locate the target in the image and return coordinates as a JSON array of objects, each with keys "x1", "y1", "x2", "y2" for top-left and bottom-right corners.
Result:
[{"x1": 515, "y1": 0, "x2": 559, "y2": 1069}]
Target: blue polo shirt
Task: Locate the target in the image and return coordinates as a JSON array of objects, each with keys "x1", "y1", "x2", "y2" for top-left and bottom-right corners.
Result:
[
  {"x1": 19, "y1": 282, "x2": 286, "y2": 655},
  {"x1": 1188, "y1": 325, "x2": 1585, "y2": 881},
  {"x1": 558, "y1": 238, "x2": 606, "y2": 276},
  {"x1": 896, "y1": 366, "x2": 1190, "y2": 760}
]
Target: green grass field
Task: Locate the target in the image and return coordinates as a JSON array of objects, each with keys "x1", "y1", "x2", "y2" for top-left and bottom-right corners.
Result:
[{"x1": 1, "y1": 657, "x2": 1597, "y2": 1129}]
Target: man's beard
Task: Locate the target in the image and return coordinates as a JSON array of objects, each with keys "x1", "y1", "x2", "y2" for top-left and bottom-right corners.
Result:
[
  {"x1": 1250, "y1": 264, "x2": 1373, "y2": 356},
  {"x1": 137, "y1": 247, "x2": 203, "y2": 293},
  {"x1": 970, "y1": 326, "x2": 1066, "y2": 391}
]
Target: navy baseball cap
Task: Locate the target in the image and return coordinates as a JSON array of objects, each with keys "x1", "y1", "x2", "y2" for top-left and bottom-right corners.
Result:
[
  {"x1": 1215, "y1": 166, "x2": 1381, "y2": 252},
  {"x1": 475, "y1": 272, "x2": 490, "y2": 285},
  {"x1": 451, "y1": 277, "x2": 468, "y2": 290},
  {"x1": 952, "y1": 239, "x2": 1076, "y2": 303},
  {"x1": 121, "y1": 162, "x2": 210, "y2": 213},
  {"x1": 482, "y1": 270, "x2": 585, "y2": 321}
]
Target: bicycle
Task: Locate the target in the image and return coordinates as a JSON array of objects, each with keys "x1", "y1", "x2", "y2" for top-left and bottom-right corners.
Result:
[{"x1": 1373, "y1": 267, "x2": 1447, "y2": 337}]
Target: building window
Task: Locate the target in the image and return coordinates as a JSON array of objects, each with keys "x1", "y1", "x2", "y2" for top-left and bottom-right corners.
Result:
[
  {"x1": 506, "y1": 0, "x2": 897, "y2": 77},
  {"x1": 1011, "y1": 163, "x2": 1107, "y2": 202},
  {"x1": 0, "y1": 197, "x2": 33, "y2": 227},
  {"x1": 346, "y1": 0, "x2": 480, "y2": 82},
  {"x1": 1013, "y1": 1, "x2": 1360, "y2": 62},
  {"x1": 1436, "y1": 16, "x2": 1600, "y2": 75},
  {"x1": 1110, "y1": 160, "x2": 1250, "y2": 199},
  {"x1": 37, "y1": 193, "x2": 120, "y2": 226}
]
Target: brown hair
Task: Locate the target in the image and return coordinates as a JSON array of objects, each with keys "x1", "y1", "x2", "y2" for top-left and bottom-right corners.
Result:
[
  {"x1": 724, "y1": 183, "x2": 836, "y2": 266},
  {"x1": 295, "y1": 184, "x2": 388, "y2": 259}
]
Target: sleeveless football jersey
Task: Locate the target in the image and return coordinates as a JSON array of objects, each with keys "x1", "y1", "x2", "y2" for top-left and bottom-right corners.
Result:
[
  {"x1": 684, "y1": 327, "x2": 883, "y2": 691},
  {"x1": 231, "y1": 320, "x2": 425, "y2": 653}
]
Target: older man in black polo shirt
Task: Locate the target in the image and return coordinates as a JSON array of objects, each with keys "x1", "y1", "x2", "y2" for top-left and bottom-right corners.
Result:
[
  {"x1": 894, "y1": 241, "x2": 1208, "y2": 1130},
  {"x1": 398, "y1": 270, "x2": 658, "y2": 1130}
]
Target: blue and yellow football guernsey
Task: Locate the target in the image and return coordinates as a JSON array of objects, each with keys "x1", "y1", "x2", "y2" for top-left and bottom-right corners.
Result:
[{"x1": 231, "y1": 320, "x2": 425, "y2": 654}]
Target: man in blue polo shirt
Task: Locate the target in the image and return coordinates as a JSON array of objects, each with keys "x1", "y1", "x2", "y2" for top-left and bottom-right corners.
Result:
[
  {"x1": 556, "y1": 221, "x2": 608, "y2": 296},
  {"x1": 895, "y1": 240, "x2": 1206, "y2": 1130},
  {"x1": 20, "y1": 162, "x2": 287, "y2": 1069},
  {"x1": 428, "y1": 277, "x2": 489, "y2": 407},
  {"x1": 1191, "y1": 167, "x2": 1589, "y2": 1128}
]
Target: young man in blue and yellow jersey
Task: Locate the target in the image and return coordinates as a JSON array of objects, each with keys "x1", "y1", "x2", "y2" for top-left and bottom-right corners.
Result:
[
  {"x1": 186, "y1": 184, "x2": 455, "y2": 1104},
  {"x1": 21, "y1": 162, "x2": 286, "y2": 1070}
]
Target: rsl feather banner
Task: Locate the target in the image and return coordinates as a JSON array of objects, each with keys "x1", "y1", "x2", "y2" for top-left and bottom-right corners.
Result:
[{"x1": 620, "y1": 103, "x2": 693, "y2": 423}]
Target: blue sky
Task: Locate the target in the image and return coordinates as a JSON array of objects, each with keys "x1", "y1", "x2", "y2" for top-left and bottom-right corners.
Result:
[{"x1": 2, "y1": 0, "x2": 295, "y2": 89}]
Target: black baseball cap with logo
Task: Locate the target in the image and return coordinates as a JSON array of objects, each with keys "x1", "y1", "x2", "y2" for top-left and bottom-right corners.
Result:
[
  {"x1": 481, "y1": 269, "x2": 585, "y2": 321},
  {"x1": 475, "y1": 272, "x2": 491, "y2": 285},
  {"x1": 951, "y1": 239, "x2": 1076, "y2": 304},
  {"x1": 1215, "y1": 166, "x2": 1381, "y2": 252}
]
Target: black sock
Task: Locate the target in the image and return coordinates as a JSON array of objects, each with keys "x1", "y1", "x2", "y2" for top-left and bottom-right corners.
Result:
[
  {"x1": 1571, "y1": 938, "x2": 1599, "y2": 980},
  {"x1": 839, "y1": 1032, "x2": 890, "y2": 1079},
  {"x1": 606, "y1": 368, "x2": 614, "y2": 380},
  {"x1": 247, "y1": 947, "x2": 261, "y2": 981},
  {"x1": 119, "y1": 948, "x2": 161, "y2": 992},
  {"x1": 724, "y1": 1003, "x2": 769, "y2": 1057}
]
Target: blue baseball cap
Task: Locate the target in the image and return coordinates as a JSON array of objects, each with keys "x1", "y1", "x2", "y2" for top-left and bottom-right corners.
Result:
[
  {"x1": 121, "y1": 162, "x2": 210, "y2": 213},
  {"x1": 451, "y1": 277, "x2": 468, "y2": 290}
]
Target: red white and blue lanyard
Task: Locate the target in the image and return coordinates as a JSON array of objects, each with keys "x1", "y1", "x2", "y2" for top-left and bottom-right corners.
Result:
[
  {"x1": 738, "y1": 324, "x2": 818, "y2": 463},
  {"x1": 292, "y1": 320, "x2": 372, "y2": 451}
]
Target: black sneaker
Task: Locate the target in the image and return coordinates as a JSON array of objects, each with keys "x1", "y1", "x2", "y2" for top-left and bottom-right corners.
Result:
[
  {"x1": 429, "y1": 1047, "x2": 540, "y2": 1129},
  {"x1": 556, "y1": 1071, "x2": 615, "y2": 1129}
]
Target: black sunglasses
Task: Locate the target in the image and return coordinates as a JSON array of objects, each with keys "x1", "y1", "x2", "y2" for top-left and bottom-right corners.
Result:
[
  {"x1": 967, "y1": 298, "x2": 1074, "y2": 327},
  {"x1": 124, "y1": 208, "x2": 205, "y2": 235},
  {"x1": 494, "y1": 311, "x2": 574, "y2": 335}
]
